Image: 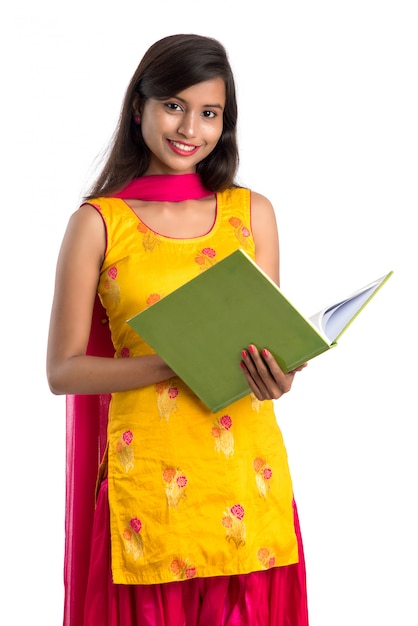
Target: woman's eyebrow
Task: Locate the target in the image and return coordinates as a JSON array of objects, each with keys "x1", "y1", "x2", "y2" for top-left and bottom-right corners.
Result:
[{"x1": 171, "y1": 94, "x2": 224, "y2": 111}]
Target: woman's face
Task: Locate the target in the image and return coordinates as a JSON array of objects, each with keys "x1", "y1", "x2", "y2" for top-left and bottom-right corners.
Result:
[{"x1": 139, "y1": 78, "x2": 226, "y2": 176}]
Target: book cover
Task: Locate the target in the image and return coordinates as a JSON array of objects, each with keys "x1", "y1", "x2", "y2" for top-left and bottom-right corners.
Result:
[{"x1": 127, "y1": 249, "x2": 392, "y2": 413}]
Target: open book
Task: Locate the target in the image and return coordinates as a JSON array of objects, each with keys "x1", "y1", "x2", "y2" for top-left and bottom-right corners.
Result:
[{"x1": 128, "y1": 249, "x2": 393, "y2": 412}]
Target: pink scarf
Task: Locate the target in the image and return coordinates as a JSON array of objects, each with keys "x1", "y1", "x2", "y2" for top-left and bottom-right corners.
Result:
[
  {"x1": 113, "y1": 173, "x2": 212, "y2": 201},
  {"x1": 64, "y1": 174, "x2": 213, "y2": 626}
]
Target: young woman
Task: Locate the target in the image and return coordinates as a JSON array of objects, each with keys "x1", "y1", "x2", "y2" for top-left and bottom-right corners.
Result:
[{"x1": 47, "y1": 33, "x2": 309, "y2": 626}]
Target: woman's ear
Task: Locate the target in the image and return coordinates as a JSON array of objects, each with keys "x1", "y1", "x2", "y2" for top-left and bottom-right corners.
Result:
[{"x1": 132, "y1": 93, "x2": 143, "y2": 124}]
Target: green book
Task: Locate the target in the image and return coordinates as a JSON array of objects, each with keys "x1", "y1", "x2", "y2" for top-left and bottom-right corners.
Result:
[{"x1": 127, "y1": 249, "x2": 393, "y2": 413}]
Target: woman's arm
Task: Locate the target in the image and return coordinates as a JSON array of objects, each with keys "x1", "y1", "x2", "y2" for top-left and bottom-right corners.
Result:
[
  {"x1": 250, "y1": 191, "x2": 281, "y2": 286},
  {"x1": 46, "y1": 204, "x2": 175, "y2": 396},
  {"x1": 239, "y1": 191, "x2": 306, "y2": 401}
]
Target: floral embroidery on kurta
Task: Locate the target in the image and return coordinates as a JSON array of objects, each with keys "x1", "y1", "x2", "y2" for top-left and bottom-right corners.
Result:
[
  {"x1": 253, "y1": 457, "x2": 273, "y2": 498},
  {"x1": 211, "y1": 414, "x2": 234, "y2": 458},
  {"x1": 103, "y1": 266, "x2": 120, "y2": 305},
  {"x1": 162, "y1": 467, "x2": 188, "y2": 508},
  {"x1": 169, "y1": 558, "x2": 197, "y2": 580},
  {"x1": 257, "y1": 547, "x2": 276, "y2": 569},
  {"x1": 222, "y1": 503, "x2": 246, "y2": 548},
  {"x1": 123, "y1": 517, "x2": 144, "y2": 561},
  {"x1": 155, "y1": 380, "x2": 179, "y2": 420},
  {"x1": 195, "y1": 247, "x2": 216, "y2": 270},
  {"x1": 146, "y1": 293, "x2": 161, "y2": 306},
  {"x1": 137, "y1": 222, "x2": 160, "y2": 251},
  {"x1": 228, "y1": 216, "x2": 251, "y2": 248},
  {"x1": 116, "y1": 430, "x2": 135, "y2": 472}
]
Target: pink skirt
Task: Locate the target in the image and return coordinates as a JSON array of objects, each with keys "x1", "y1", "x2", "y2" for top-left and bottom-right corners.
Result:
[{"x1": 83, "y1": 480, "x2": 309, "y2": 626}]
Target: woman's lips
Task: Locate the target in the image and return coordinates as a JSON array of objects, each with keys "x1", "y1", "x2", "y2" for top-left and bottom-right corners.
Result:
[{"x1": 167, "y1": 139, "x2": 200, "y2": 155}]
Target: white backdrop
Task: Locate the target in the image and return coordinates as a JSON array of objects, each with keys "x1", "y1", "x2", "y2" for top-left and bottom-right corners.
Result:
[{"x1": 1, "y1": 1, "x2": 417, "y2": 625}]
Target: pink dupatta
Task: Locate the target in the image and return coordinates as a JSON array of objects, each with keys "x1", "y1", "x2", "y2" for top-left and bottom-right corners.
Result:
[{"x1": 63, "y1": 174, "x2": 213, "y2": 626}]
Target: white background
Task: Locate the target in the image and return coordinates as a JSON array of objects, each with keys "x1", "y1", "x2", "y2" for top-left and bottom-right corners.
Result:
[{"x1": 1, "y1": 1, "x2": 417, "y2": 624}]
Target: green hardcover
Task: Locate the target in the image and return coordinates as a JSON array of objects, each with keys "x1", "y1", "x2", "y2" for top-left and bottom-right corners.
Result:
[{"x1": 127, "y1": 249, "x2": 392, "y2": 413}]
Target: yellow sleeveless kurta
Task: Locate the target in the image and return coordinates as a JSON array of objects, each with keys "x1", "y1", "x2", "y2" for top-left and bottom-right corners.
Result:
[{"x1": 90, "y1": 187, "x2": 298, "y2": 585}]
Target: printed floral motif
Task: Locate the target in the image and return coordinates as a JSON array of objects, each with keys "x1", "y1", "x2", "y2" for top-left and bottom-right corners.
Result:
[
  {"x1": 211, "y1": 414, "x2": 234, "y2": 458},
  {"x1": 123, "y1": 516, "x2": 144, "y2": 560},
  {"x1": 257, "y1": 547, "x2": 276, "y2": 569},
  {"x1": 169, "y1": 558, "x2": 197, "y2": 580},
  {"x1": 162, "y1": 467, "x2": 188, "y2": 508},
  {"x1": 103, "y1": 266, "x2": 120, "y2": 305},
  {"x1": 228, "y1": 217, "x2": 251, "y2": 248},
  {"x1": 222, "y1": 503, "x2": 246, "y2": 548},
  {"x1": 146, "y1": 293, "x2": 162, "y2": 306},
  {"x1": 195, "y1": 247, "x2": 216, "y2": 271},
  {"x1": 119, "y1": 346, "x2": 130, "y2": 358},
  {"x1": 116, "y1": 430, "x2": 135, "y2": 472},
  {"x1": 137, "y1": 222, "x2": 160, "y2": 251},
  {"x1": 155, "y1": 380, "x2": 179, "y2": 420},
  {"x1": 253, "y1": 457, "x2": 273, "y2": 498}
]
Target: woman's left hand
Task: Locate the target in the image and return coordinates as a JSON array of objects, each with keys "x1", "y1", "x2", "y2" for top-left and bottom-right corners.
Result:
[{"x1": 240, "y1": 345, "x2": 307, "y2": 401}]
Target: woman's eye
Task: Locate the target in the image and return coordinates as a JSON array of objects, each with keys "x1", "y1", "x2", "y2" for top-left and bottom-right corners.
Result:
[
  {"x1": 202, "y1": 110, "x2": 216, "y2": 118},
  {"x1": 165, "y1": 102, "x2": 182, "y2": 111}
]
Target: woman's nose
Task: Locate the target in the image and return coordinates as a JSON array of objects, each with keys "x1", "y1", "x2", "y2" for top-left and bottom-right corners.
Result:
[{"x1": 177, "y1": 112, "x2": 197, "y2": 138}]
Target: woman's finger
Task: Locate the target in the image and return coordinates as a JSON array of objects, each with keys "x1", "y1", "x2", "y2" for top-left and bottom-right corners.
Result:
[{"x1": 240, "y1": 346, "x2": 295, "y2": 400}]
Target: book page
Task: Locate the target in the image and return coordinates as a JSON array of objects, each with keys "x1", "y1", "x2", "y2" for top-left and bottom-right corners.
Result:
[{"x1": 309, "y1": 273, "x2": 392, "y2": 343}]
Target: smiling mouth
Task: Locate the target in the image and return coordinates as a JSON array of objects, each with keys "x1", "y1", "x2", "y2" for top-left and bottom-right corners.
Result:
[{"x1": 169, "y1": 140, "x2": 198, "y2": 152}]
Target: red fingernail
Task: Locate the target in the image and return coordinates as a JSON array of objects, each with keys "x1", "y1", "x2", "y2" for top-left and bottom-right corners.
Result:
[
  {"x1": 241, "y1": 350, "x2": 248, "y2": 359},
  {"x1": 262, "y1": 349, "x2": 270, "y2": 358},
  {"x1": 249, "y1": 345, "x2": 256, "y2": 354}
]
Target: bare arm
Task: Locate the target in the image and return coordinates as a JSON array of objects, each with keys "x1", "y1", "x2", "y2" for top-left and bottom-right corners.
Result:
[
  {"x1": 250, "y1": 191, "x2": 281, "y2": 286},
  {"x1": 46, "y1": 204, "x2": 175, "y2": 396},
  {"x1": 240, "y1": 191, "x2": 306, "y2": 400}
]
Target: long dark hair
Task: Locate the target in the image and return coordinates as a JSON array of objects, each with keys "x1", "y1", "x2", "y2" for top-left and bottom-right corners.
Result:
[{"x1": 85, "y1": 34, "x2": 239, "y2": 199}]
